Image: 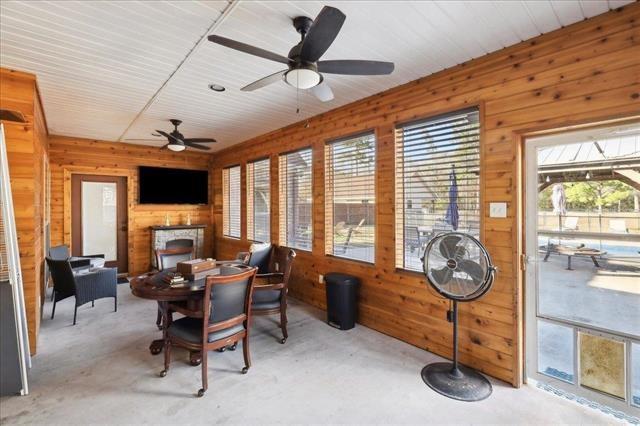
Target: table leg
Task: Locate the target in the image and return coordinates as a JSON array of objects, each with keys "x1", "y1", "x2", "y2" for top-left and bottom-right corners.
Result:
[
  {"x1": 591, "y1": 256, "x2": 600, "y2": 268},
  {"x1": 149, "y1": 301, "x2": 168, "y2": 355},
  {"x1": 566, "y1": 255, "x2": 573, "y2": 271}
]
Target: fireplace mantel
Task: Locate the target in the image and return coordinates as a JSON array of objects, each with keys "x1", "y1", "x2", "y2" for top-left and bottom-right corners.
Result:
[
  {"x1": 150, "y1": 224, "x2": 206, "y2": 231},
  {"x1": 150, "y1": 224, "x2": 206, "y2": 269}
]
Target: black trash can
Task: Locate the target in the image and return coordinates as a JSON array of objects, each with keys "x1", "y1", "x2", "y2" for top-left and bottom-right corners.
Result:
[{"x1": 325, "y1": 272, "x2": 360, "y2": 330}]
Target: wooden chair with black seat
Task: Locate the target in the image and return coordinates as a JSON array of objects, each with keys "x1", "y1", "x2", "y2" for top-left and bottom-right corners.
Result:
[
  {"x1": 249, "y1": 245, "x2": 296, "y2": 344},
  {"x1": 154, "y1": 247, "x2": 194, "y2": 330},
  {"x1": 160, "y1": 265, "x2": 257, "y2": 397}
]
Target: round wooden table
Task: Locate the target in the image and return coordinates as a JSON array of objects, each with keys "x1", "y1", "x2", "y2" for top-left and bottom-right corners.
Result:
[{"x1": 130, "y1": 263, "x2": 248, "y2": 365}]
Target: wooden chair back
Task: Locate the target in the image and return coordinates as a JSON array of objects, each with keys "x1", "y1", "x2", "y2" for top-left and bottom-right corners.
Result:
[
  {"x1": 155, "y1": 247, "x2": 194, "y2": 271},
  {"x1": 202, "y1": 266, "x2": 257, "y2": 342},
  {"x1": 268, "y1": 246, "x2": 296, "y2": 288}
]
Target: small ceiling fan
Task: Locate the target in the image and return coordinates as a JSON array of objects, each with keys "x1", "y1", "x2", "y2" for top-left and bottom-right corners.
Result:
[
  {"x1": 208, "y1": 5, "x2": 394, "y2": 102},
  {"x1": 126, "y1": 119, "x2": 216, "y2": 151}
]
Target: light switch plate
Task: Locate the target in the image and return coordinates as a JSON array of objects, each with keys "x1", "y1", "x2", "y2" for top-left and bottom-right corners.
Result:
[
  {"x1": 319, "y1": 274, "x2": 324, "y2": 284},
  {"x1": 489, "y1": 202, "x2": 507, "y2": 218}
]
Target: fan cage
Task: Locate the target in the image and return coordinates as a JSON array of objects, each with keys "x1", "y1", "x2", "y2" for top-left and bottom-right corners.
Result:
[{"x1": 422, "y1": 232, "x2": 495, "y2": 302}]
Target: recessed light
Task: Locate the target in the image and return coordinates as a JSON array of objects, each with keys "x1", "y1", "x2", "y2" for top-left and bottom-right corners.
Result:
[{"x1": 208, "y1": 83, "x2": 225, "y2": 92}]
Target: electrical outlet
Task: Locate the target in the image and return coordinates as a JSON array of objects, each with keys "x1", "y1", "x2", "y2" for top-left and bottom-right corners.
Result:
[{"x1": 319, "y1": 274, "x2": 324, "y2": 284}]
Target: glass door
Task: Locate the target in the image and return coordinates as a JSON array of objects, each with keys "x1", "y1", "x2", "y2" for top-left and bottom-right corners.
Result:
[
  {"x1": 71, "y1": 175, "x2": 128, "y2": 272},
  {"x1": 525, "y1": 122, "x2": 640, "y2": 417}
]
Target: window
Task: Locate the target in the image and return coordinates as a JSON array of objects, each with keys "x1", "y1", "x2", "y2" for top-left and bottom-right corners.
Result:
[
  {"x1": 222, "y1": 165, "x2": 241, "y2": 238},
  {"x1": 279, "y1": 148, "x2": 313, "y2": 251},
  {"x1": 325, "y1": 132, "x2": 376, "y2": 263},
  {"x1": 395, "y1": 107, "x2": 480, "y2": 271},
  {"x1": 247, "y1": 158, "x2": 270, "y2": 242}
]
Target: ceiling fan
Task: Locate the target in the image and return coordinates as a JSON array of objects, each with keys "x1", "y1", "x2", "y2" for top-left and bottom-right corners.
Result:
[
  {"x1": 126, "y1": 119, "x2": 216, "y2": 151},
  {"x1": 208, "y1": 5, "x2": 394, "y2": 102}
]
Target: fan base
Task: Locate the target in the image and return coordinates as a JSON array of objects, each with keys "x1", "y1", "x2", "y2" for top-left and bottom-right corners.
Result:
[{"x1": 421, "y1": 362, "x2": 492, "y2": 402}]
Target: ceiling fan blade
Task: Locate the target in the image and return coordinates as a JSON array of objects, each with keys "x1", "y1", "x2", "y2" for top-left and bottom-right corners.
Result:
[
  {"x1": 208, "y1": 35, "x2": 290, "y2": 65},
  {"x1": 299, "y1": 6, "x2": 346, "y2": 62},
  {"x1": 311, "y1": 81, "x2": 334, "y2": 102},
  {"x1": 155, "y1": 130, "x2": 180, "y2": 144},
  {"x1": 241, "y1": 70, "x2": 286, "y2": 92},
  {"x1": 183, "y1": 138, "x2": 217, "y2": 143},
  {"x1": 185, "y1": 142, "x2": 211, "y2": 151},
  {"x1": 318, "y1": 60, "x2": 394, "y2": 75}
]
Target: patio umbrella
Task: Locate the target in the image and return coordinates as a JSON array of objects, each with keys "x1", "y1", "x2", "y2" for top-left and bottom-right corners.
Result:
[
  {"x1": 445, "y1": 167, "x2": 459, "y2": 231},
  {"x1": 551, "y1": 183, "x2": 566, "y2": 243}
]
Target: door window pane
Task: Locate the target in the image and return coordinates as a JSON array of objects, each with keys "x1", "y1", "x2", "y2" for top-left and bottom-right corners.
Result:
[
  {"x1": 538, "y1": 320, "x2": 574, "y2": 383},
  {"x1": 82, "y1": 182, "x2": 117, "y2": 260},
  {"x1": 536, "y1": 131, "x2": 640, "y2": 338},
  {"x1": 579, "y1": 332, "x2": 626, "y2": 399}
]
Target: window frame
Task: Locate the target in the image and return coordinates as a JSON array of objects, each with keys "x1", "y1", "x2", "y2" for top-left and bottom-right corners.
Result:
[
  {"x1": 246, "y1": 157, "x2": 271, "y2": 243},
  {"x1": 222, "y1": 164, "x2": 241, "y2": 239},
  {"x1": 278, "y1": 147, "x2": 314, "y2": 252},
  {"x1": 394, "y1": 106, "x2": 482, "y2": 272},
  {"x1": 324, "y1": 130, "x2": 377, "y2": 264}
]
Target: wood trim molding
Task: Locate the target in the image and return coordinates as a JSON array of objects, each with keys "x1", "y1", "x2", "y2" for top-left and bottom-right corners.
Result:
[{"x1": 62, "y1": 166, "x2": 135, "y2": 274}]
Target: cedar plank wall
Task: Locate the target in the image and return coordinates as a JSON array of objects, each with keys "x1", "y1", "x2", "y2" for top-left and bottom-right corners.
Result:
[
  {"x1": 48, "y1": 137, "x2": 213, "y2": 275},
  {"x1": 0, "y1": 68, "x2": 49, "y2": 354},
  {"x1": 211, "y1": 5, "x2": 640, "y2": 386}
]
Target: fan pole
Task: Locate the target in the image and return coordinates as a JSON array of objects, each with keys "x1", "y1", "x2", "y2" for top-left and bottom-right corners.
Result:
[{"x1": 450, "y1": 300, "x2": 463, "y2": 378}]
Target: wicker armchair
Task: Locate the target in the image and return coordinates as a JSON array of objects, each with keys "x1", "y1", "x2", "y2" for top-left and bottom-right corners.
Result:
[{"x1": 46, "y1": 258, "x2": 117, "y2": 325}]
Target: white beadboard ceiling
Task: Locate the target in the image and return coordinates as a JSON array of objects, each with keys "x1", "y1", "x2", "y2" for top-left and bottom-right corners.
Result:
[{"x1": 0, "y1": 0, "x2": 632, "y2": 152}]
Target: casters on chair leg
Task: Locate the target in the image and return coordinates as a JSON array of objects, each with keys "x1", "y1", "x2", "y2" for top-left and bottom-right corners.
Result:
[
  {"x1": 217, "y1": 347, "x2": 226, "y2": 352},
  {"x1": 197, "y1": 388, "x2": 206, "y2": 397},
  {"x1": 159, "y1": 369, "x2": 167, "y2": 377},
  {"x1": 280, "y1": 337, "x2": 287, "y2": 344},
  {"x1": 229, "y1": 343, "x2": 237, "y2": 351},
  {"x1": 241, "y1": 366, "x2": 249, "y2": 374}
]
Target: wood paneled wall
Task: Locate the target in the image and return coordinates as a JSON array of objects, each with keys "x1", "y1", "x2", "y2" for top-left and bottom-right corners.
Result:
[
  {"x1": 211, "y1": 5, "x2": 640, "y2": 386},
  {"x1": 48, "y1": 137, "x2": 213, "y2": 275},
  {"x1": 0, "y1": 68, "x2": 49, "y2": 354}
]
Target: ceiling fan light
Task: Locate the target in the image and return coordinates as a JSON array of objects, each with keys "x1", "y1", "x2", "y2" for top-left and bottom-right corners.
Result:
[
  {"x1": 285, "y1": 68, "x2": 321, "y2": 89},
  {"x1": 167, "y1": 143, "x2": 186, "y2": 152}
]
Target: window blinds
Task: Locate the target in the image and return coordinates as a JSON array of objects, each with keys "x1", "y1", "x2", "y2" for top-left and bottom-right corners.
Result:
[
  {"x1": 223, "y1": 165, "x2": 241, "y2": 238},
  {"x1": 279, "y1": 148, "x2": 313, "y2": 251},
  {"x1": 325, "y1": 132, "x2": 376, "y2": 263},
  {"x1": 247, "y1": 158, "x2": 270, "y2": 242},
  {"x1": 395, "y1": 107, "x2": 480, "y2": 271}
]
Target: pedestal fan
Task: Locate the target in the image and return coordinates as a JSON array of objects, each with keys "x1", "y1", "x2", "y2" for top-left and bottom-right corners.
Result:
[{"x1": 420, "y1": 232, "x2": 496, "y2": 401}]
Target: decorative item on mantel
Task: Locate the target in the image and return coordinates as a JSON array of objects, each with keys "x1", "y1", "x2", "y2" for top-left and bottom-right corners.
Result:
[
  {"x1": 164, "y1": 213, "x2": 170, "y2": 227},
  {"x1": 186, "y1": 213, "x2": 191, "y2": 226}
]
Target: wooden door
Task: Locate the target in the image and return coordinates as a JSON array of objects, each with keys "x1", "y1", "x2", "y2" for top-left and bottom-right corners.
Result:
[{"x1": 71, "y1": 174, "x2": 128, "y2": 272}]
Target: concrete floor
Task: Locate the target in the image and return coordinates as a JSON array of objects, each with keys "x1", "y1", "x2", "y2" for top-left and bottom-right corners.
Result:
[{"x1": 0, "y1": 285, "x2": 623, "y2": 425}]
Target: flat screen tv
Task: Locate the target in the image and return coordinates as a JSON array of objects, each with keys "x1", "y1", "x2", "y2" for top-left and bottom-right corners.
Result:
[{"x1": 139, "y1": 166, "x2": 208, "y2": 204}]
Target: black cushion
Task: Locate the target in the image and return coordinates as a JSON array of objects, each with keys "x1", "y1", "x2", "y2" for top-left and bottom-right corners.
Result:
[
  {"x1": 252, "y1": 300, "x2": 281, "y2": 310},
  {"x1": 168, "y1": 317, "x2": 245, "y2": 343},
  {"x1": 252, "y1": 288, "x2": 281, "y2": 311}
]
